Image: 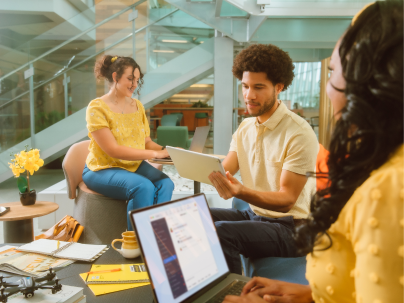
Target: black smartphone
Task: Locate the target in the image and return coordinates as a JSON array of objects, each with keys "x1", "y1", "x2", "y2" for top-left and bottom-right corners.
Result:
[{"x1": 0, "y1": 206, "x2": 10, "y2": 216}]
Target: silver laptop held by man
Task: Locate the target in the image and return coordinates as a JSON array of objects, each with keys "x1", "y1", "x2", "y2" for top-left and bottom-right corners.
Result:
[{"x1": 129, "y1": 194, "x2": 250, "y2": 303}]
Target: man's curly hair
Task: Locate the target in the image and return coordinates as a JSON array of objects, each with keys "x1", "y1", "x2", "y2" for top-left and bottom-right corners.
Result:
[{"x1": 232, "y1": 44, "x2": 295, "y2": 91}]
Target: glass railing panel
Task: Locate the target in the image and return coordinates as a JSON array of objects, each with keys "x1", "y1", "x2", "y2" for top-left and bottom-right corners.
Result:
[
  {"x1": 146, "y1": 9, "x2": 214, "y2": 72},
  {"x1": 33, "y1": 73, "x2": 66, "y2": 134},
  {"x1": 0, "y1": 0, "x2": 144, "y2": 83},
  {"x1": 220, "y1": 1, "x2": 249, "y2": 17},
  {"x1": 68, "y1": 59, "x2": 98, "y2": 115},
  {"x1": 0, "y1": 98, "x2": 31, "y2": 153}
]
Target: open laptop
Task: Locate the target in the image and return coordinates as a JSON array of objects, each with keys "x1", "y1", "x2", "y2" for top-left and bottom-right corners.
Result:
[
  {"x1": 152, "y1": 126, "x2": 210, "y2": 162},
  {"x1": 188, "y1": 125, "x2": 210, "y2": 153},
  {"x1": 129, "y1": 193, "x2": 250, "y2": 303}
]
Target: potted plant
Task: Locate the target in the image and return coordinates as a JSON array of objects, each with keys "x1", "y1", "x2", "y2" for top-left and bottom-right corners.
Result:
[{"x1": 8, "y1": 146, "x2": 44, "y2": 206}]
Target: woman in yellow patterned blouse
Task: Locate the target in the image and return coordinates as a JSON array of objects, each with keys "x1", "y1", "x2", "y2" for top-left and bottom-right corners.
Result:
[
  {"x1": 223, "y1": 2, "x2": 403, "y2": 303},
  {"x1": 83, "y1": 55, "x2": 174, "y2": 231}
]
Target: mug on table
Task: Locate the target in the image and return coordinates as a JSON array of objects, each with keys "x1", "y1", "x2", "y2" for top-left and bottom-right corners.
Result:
[{"x1": 112, "y1": 231, "x2": 141, "y2": 259}]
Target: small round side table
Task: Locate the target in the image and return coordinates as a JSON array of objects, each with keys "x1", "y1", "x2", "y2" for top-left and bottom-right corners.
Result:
[{"x1": 0, "y1": 201, "x2": 59, "y2": 243}]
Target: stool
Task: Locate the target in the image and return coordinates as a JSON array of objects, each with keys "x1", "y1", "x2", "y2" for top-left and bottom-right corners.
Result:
[
  {"x1": 63, "y1": 140, "x2": 163, "y2": 244},
  {"x1": 194, "y1": 112, "x2": 209, "y2": 129}
]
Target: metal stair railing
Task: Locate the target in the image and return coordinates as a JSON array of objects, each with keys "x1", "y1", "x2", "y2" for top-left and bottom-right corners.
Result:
[
  {"x1": 0, "y1": 8, "x2": 179, "y2": 111},
  {"x1": 0, "y1": 0, "x2": 147, "y2": 83},
  {"x1": 0, "y1": 7, "x2": 179, "y2": 149}
]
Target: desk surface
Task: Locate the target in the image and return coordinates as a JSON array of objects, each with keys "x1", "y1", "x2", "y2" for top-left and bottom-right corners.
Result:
[
  {"x1": 0, "y1": 243, "x2": 153, "y2": 303},
  {"x1": 0, "y1": 201, "x2": 59, "y2": 221}
]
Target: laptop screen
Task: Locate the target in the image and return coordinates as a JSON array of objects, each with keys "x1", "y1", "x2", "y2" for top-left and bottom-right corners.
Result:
[
  {"x1": 130, "y1": 194, "x2": 229, "y2": 303},
  {"x1": 189, "y1": 126, "x2": 210, "y2": 153}
]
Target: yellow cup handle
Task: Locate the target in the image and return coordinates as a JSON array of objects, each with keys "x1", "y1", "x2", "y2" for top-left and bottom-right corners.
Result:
[{"x1": 112, "y1": 239, "x2": 124, "y2": 251}]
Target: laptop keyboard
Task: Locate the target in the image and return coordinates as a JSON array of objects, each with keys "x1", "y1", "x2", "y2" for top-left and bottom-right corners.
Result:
[{"x1": 206, "y1": 280, "x2": 247, "y2": 303}]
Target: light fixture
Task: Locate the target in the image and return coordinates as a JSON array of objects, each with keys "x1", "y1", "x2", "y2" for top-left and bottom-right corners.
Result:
[
  {"x1": 199, "y1": 41, "x2": 204, "y2": 44},
  {"x1": 191, "y1": 84, "x2": 211, "y2": 88},
  {"x1": 153, "y1": 50, "x2": 175, "y2": 53},
  {"x1": 162, "y1": 39, "x2": 188, "y2": 43}
]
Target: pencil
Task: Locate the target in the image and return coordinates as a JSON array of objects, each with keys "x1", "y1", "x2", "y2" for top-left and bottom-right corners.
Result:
[
  {"x1": 57, "y1": 241, "x2": 60, "y2": 249},
  {"x1": 85, "y1": 268, "x2": 122, "y2": 275}
]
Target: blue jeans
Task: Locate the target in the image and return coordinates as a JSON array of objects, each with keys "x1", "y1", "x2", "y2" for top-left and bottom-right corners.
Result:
[{"x1": 82, "y1": 161, "x2": 174, "y2": 231}]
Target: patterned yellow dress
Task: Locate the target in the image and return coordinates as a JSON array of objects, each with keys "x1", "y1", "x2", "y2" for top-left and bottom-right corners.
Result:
[{"x1": 306, "y1": 145, "x2": 403, "y2": 303}]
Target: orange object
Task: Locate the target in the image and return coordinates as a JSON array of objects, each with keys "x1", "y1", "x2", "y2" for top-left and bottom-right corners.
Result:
[
  {"x1": 316, "y1": 143, "x2": 330, "y2": 191},
  {"x1": 86, "y1": 268, "x2": 122, "y2": 275}
]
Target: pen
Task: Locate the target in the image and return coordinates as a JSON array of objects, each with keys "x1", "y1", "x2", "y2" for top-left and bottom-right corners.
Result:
[
  {"x1": 86, "y1": 268, "x2": 122, "y2": 275},
  {"x1": 57, "y1": 241, "x2": 60, "y2": 249}
]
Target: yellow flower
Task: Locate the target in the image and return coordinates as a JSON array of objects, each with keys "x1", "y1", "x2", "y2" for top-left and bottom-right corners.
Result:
[
  {"x1": 9, "y1": 148, "x2": 43, "y2": 177},
  {"x1": 8, "y1": 162, "x2": 25, "y2": 177},
  {"x1": 15, "y1": 153, "x2": 27, "y2": 168},
  {"x1": 23, "y1": 149, "x2": 43, "y2": 175}
]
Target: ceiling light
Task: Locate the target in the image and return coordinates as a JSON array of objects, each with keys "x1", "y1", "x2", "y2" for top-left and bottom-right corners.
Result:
[
  {"x1": 199, "y1": 41, "x2": 204, "y2": 44},
  {"x1": 191, "y1": 84, "x2": 211, "y2": 88},
  {"x1": 153, "y1": 50, "x2": 175, "y2": 53},
  {"x1": 162, "y1": 39, "x2": 188, "y2": 43}
]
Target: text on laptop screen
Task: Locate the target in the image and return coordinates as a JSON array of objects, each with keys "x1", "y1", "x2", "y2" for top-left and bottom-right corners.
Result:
[{"x1": 131, "y1": 195, "x2": 229, "y2": 303}]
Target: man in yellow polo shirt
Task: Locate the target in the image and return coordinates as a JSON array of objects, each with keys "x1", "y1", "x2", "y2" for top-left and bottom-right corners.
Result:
[{"x1": 209, "y1": 44, "x2": 319, "y2": 274}]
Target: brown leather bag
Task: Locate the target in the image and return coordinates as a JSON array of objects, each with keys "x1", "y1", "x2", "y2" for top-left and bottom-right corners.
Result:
[{"x1": 35, "y1": 215, "x2": 84, "y2": 242}]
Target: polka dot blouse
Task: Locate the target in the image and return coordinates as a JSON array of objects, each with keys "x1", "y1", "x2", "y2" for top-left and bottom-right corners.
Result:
[
  {"x1": 85, "y1": 98, "x2": 150, "y2": 172},
  {"x1": 306, "y1": 145, "x2": 403, "y2": 303}
]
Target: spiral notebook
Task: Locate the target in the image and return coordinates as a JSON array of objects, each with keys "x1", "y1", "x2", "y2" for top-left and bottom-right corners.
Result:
[
  {"x1": 84, "y1": 264, "x2": 150, "y2": 284},
  {"x1": 17, "y1": 239, "x2": 108, "y2": 262}
]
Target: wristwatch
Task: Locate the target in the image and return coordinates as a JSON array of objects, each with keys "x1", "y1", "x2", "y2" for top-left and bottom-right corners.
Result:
[{"x1": 161, "y1": 146, "x2": 166, "y2": 150}]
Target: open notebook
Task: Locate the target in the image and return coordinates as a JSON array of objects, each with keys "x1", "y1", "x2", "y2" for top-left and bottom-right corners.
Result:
[{"x1": 17, "y1": 239, "x2": 108, "y2": 262}]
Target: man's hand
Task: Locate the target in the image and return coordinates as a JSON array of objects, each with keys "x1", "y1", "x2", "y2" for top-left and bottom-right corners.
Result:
[{"x1": 208, "y1": 171, "x2": 243, "y2": 200}]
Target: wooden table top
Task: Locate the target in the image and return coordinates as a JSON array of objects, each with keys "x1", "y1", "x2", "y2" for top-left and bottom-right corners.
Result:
[{"x1": 0, "y1": 201, "x2": 59, "y2": 222}]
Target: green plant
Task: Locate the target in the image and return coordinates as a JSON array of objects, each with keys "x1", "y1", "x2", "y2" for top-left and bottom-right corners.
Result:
[{"x1": 191, "y1": 100, "x2": 209, "y2": 108}]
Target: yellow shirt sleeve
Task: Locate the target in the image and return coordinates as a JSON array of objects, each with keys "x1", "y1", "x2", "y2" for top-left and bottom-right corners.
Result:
[
  {"x1": 342, "y1": 164, "x2": 403, "y2": 303},
  {"x1": 86, "y1": 100, "x2": 109, "y2": 132},
  {"x1": 229, "y1": 119, "x2": 249, "y2": 153},
  {"x1": 282, "y1": 127, "x2": 319, "y2": 176}
]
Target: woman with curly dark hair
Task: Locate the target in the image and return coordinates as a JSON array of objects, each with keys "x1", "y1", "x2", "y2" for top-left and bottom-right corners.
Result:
[
  {"x1": 223, "y1": 1, "x2": 403, "y2": 302},
  {"x1": 82, "y1": 55, "x2": 174, "y2": 231}
]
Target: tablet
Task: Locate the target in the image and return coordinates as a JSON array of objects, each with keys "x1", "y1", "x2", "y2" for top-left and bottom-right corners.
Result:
[{"x1": 166, "y1": 146, "x2": 226, "y2": 186}]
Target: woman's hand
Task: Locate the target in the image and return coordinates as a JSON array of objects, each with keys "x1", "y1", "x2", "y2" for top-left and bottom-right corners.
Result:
[
  {"x1": 223, "y1": 292, "x2": 268, "y2": 303},
  {"x1": 238, "y1": 277, "x2": 313, "y2": 303},
  {"x1": 153, "y1": 149, "x2": 170, "y2": 159}
]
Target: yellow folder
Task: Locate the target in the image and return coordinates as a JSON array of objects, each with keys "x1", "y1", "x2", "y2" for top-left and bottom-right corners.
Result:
[{"x1": 79, "y1": 264, "x2": 150, "y2": 296}]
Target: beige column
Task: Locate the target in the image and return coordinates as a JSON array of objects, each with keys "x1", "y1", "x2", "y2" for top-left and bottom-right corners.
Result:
[{"x1": 318, "y1": 57, "x2": 335, "y2": 149}]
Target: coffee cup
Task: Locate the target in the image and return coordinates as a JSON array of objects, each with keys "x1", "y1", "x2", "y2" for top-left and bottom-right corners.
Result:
[{"x1": 112, "y1": 231, "x2": 140, "y2": 259}]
